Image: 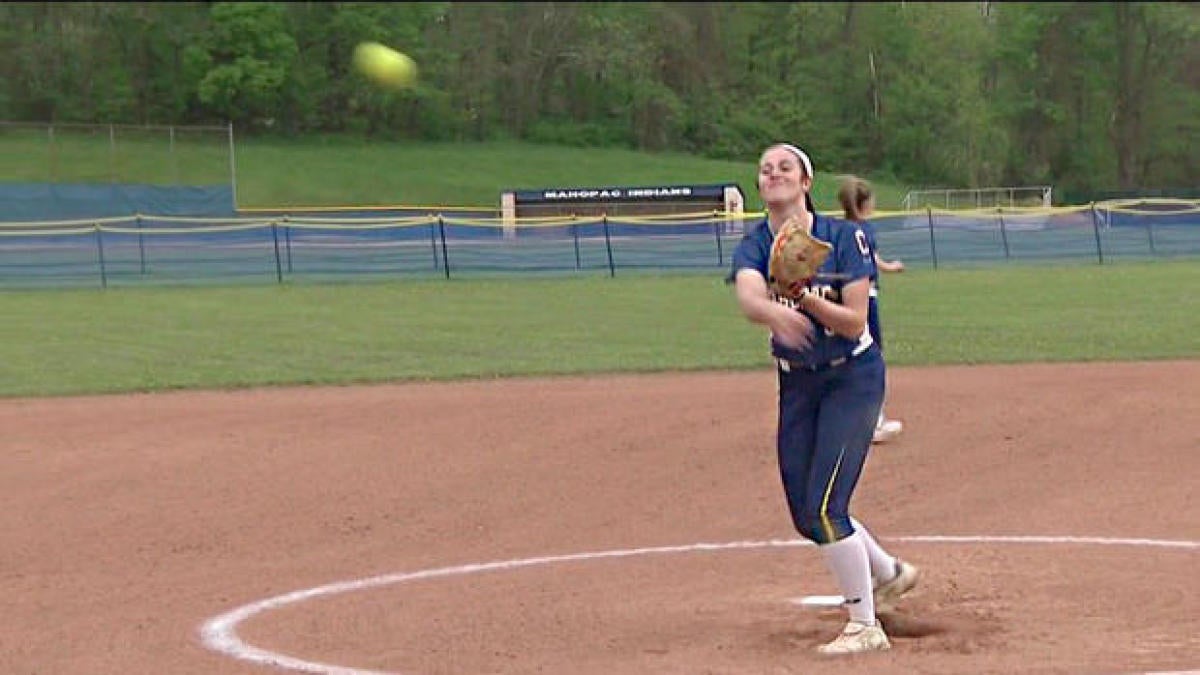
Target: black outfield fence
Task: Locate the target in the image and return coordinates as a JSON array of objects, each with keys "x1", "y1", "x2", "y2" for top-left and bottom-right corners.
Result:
[{"x1": 1, "y1": 200, "x2": 1197, "y2": 288}]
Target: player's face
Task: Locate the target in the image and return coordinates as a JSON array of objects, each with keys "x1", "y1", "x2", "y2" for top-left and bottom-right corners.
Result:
[{"x1": 757, "y1": 147, "x2": 810, "y2": 208}]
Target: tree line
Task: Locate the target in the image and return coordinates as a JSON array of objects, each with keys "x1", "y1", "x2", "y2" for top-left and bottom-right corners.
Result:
[{"x1": 3, "y1": 2, "x2": 1198, "y2": 197}]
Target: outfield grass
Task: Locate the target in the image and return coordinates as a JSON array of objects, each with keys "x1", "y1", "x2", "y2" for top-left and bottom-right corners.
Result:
[
  {"x1": 2, "y1": 124, "x2": 232, "y2": 186},
  {"x1": 236, "y1": 137, "x2": 912, "y2": 210},
  {"x1": 1, "y1": 260, "x2": 1195, "y2": 398},
  {"x1": 1, "y1": 129, "x2": 912, "y2": 211}
]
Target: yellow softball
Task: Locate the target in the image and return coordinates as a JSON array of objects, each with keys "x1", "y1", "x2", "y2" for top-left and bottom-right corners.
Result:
[{"x1": 353, "y1": 42, "x2": 418, "y2": 90}]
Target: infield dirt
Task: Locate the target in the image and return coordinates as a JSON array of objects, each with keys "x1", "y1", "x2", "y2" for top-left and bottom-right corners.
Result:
[{"x1": 2, "y1": 360, "x2": 1197, "y2": 674}]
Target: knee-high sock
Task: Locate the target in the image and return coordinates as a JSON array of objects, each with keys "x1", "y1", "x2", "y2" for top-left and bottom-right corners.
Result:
[
  {"x1": 819, "y1": 531, "x2": 876, "y2": 625},
  {"x1": 851, "y1": 517, "x2": 896, "y2": 583}
]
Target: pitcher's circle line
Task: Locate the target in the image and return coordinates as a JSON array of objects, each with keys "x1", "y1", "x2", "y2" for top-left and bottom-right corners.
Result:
[{"x1": 200, "y1": 535, "x2": 1199, "y2": 675}]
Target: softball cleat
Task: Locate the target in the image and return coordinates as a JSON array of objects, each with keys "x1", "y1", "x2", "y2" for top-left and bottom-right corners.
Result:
[
  {"x1": 872, "y1": 418, "x2": 904, "y2": 444},
  {"x1": 874, "y1": 559, "x2": 920, "y2": 612},
  {"x1": 817, "y1": 620, "x2": 891, "y2": 655}
]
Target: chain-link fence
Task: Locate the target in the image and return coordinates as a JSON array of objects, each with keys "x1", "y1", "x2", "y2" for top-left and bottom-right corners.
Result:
[{"x1": 1, "y1": 121, "x2": 236, "y2": 205}]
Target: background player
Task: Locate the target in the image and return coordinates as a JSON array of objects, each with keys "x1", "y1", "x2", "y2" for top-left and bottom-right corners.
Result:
[
  {"x1": 838, "y1": 176, "x2": 906, "y2": 444},
  {"x1": 727, "y1": 143, "x2": 918, "y2": 655}
]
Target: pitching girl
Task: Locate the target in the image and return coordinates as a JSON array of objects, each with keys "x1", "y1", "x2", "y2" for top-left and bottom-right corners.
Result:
[{"x1": 727, "y1": 143, "x2": 918, "y2": 655}]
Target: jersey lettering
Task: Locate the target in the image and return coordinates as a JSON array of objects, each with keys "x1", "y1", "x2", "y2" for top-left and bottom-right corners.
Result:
[{"x1": 854, "y1": 228, "x2": 871, "y2": 257}]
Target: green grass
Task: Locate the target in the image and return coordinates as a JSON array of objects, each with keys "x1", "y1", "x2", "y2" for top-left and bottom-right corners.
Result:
[
  {"x1": 1, "y1": 129, "x2": 912, "y2": 210},
  {"x1": 235, "y1": 137, "x2": 911, "y2": 210},
  {"x1": 1, "y1": 261, "x2": 1195, "y2": 398},
  {"x1": 881, "y1": 260, "x2": 1200, "y2": 364},
  {"x1": 2, "y1": 125, "x2": 231, "y2": 185}
]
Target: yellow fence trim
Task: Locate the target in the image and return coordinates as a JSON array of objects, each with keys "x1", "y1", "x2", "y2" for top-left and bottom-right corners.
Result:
[{"x1": 0, "y1": 227, "x2": 98, "y2": 237}]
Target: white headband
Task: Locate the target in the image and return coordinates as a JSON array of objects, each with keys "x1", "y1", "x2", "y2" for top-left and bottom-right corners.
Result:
[
  {"x1": 777, "y1": 143, "x2": 814, "y2": 178},
  {"x1": 771, "y1": 143, "x2": 816, "y2": 212}
]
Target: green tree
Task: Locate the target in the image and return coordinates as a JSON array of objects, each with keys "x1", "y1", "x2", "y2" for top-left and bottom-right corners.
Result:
[
  {"x1": 1110, "y1": 2, "x2": 1200, "y2": 189},
  {"x1": 3, "y1": 1, "x2": 1197, "y2": 194},
  {"x1": 190, "y1": 2, "x2": 298, "y2": 129}
]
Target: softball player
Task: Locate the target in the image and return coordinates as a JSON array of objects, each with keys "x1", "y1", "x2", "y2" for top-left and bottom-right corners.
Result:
[
  {"x1": 837, "y1": 176, "x2": 906, "y2": 444},
  {"x1": 728, "y1": 144, "x2": 918, "y2": 655}
]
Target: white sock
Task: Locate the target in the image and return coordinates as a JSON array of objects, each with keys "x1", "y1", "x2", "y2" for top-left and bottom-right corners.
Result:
[
  {"x1": 819, "y1": 531, "x2": 876, "y2": 625},
  {"x1": 851, "y1": 517, "x2": 897, "y2": 583}
]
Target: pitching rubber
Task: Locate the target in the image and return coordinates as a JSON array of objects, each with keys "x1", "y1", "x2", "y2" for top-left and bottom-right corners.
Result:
[{"x1": 790, "y1": 594, "x2": 846, "y2": 609}]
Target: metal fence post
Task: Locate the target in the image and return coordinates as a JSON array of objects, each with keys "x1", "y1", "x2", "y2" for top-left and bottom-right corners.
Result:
[
  {"x1": 437, "y1": 215, "x2": 451, "y2": 279},
  {"x1": 926, "y1": 207, "x2": 939, "y2": 269},
  {"x1": 601, "y1": 214, "x2": 615, "y2": 277},
  {"x1": 571, "y1": 222, "x2": 581, "y2": 270},
  {"x1": 997, "y1": 208, "x2": 1011, "y2": 259},
  {"x1": 136, "y1": 214, "x2": 147, "y2": 275},
  {"x1": 95, "y1": 223, "x2": 108, "y2": 289},
  {"x1": 270, "y1": 221, "x2": 283, "y2": 284},
  {"x1": 1089, "y1": 202, "x2": 1105, "y2": 265}
]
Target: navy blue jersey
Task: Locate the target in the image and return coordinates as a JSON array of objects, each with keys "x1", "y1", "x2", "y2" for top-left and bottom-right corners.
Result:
[
  {"x1": 859, "y1": 220, "x2": 880, "y2": 285},
  {"x1": 858, "y1": 219, "x2": 883, "y2": 347},
  {"x1": 729, "y1": 214, "x2": 875, "y2": 368}
]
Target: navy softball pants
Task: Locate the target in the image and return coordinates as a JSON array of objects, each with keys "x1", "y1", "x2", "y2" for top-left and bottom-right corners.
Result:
[{"x1": 775, "y1": 347, "x2": 886, "y2": 544}]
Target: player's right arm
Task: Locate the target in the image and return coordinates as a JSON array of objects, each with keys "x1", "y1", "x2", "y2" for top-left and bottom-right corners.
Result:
[{"x1": 733, "y1": 269, "x2": 814, "y2": 350}]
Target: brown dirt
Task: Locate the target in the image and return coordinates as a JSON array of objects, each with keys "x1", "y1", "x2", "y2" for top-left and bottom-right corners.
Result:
[{"x1": 2, "y1": 360, "x2": 1197, "y2": 675}]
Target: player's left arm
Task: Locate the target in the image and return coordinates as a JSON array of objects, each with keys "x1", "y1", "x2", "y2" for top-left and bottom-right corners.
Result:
[{"x1": 875, "y1": 253, "x2": 905, "y2": 273}]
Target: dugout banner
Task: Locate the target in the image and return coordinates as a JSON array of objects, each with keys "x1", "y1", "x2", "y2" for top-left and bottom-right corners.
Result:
[
  {"x1": 511, "y1": 184, "x2": 734, "y2": 204},
  {"x1": 501, "y1": 183, "x2": 745, "y2": 237}
]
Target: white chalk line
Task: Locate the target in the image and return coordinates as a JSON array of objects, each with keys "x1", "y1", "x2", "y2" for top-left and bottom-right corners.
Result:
[{"x1": 199, "y1": 535, "x2": 1200, "y2": 675}]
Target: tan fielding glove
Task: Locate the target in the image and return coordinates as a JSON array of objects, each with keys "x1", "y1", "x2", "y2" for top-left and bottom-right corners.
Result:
[{"x1": 767, "y1": 214, "x2": 833, "y2": 299}]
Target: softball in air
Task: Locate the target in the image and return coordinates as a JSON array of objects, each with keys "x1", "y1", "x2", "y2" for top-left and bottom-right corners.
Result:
[{"x1": 353, "y1": 42, "x2": 418, "y2": 90}]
